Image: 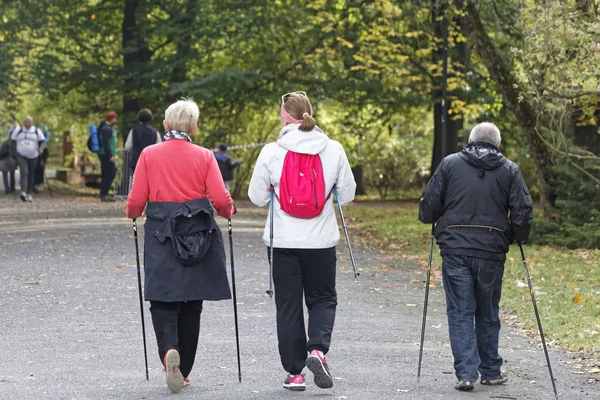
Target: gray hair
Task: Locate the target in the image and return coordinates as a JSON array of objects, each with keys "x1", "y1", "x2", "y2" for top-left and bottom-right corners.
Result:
[
  {"x1": 469, "y1": 122, "x2": 501, "y2": 145},
  {"x1": 164, "y1": 98, "x2": 199, "y2": 133}
]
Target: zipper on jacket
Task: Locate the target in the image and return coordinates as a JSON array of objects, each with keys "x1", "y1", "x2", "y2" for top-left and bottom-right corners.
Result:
[
  {"x1": 447, "y1": 224, "x2": 504, "y2": 233},
  {"x1": 313, "y1": 168, "x2": 318, "y2": 209}
]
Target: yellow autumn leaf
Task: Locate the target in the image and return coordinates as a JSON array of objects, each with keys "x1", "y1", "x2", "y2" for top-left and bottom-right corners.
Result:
[{"x1": 573, "y1": 293, "x2": 584, "y2": 303}]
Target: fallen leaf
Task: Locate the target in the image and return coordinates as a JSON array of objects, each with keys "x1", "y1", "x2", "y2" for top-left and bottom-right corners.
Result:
[
  {"x1": 432, "y1": 324, "x2": 442, "y2": 329},
  {"x1": 411, "y1": 279, "x2": 424, "y2": 284},
  {"x1": 589, "y1": 368, "x2": 600, "y2": 374},
  {"x1": 95, "y1": 268, "x2": 102, "y2": 272},
  {"x1": 573, "y1": 293, "x2": 584, "y2": 303},
  {"x1": 115, "y1": 265, "x2": 123, "y2": 269}
]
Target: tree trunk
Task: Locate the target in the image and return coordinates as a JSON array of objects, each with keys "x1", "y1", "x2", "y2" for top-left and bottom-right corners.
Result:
[
  {"x1": 168, "y1": 0, "x2": 199, "y2": 102},
  {"x1": 352, "y1": 165, "x2": 367, "y2": 196},
  {"x1": 430, "y1": 0, "x2": 460, "y2": 174},
  {"x1": 122, "y1": 0, "x2": 152, "y2": 137},
  {"x1": 459, "y1": 0, "x2": 555, "y2": 217}
]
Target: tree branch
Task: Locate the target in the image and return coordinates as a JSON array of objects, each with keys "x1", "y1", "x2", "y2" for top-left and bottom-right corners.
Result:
[{"x1": 543, "y1": 87, "x2": 600, "y2": 99}]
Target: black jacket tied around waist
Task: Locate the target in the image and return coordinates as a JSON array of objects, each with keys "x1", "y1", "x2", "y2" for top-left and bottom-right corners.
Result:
[{"x1": 143, "y1": 198, "x2": 231, "y2": 302}]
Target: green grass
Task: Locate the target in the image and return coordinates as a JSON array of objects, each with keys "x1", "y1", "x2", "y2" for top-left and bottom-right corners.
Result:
[{"x1": 347, "y1": 201, "x2": 600, "y2": 355}]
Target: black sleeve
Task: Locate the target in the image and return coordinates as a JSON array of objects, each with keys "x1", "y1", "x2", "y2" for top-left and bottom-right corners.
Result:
[
  {"x1": 9, "y1": 139, "x2": 17, "y2": 158},
  {"x1": 419, "y1": 159, "x2": 446, "y2": 224},
  {"x1": 509, "y1": 164, "x2": 533, "y2": 243},
  {"x1": 100, "y1": 126, "x2": 113, "y2": 158}
]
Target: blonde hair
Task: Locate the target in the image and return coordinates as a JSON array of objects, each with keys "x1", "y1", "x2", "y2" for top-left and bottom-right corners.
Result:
[
  {"x1": 283, "y1": 94, "x2": 316, "y2": 132},
  {"x1": 164, "y1": 98, "x2": 199, "y2": 133}
]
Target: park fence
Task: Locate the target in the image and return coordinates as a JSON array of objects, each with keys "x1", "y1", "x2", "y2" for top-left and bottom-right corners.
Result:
[{"x1": 114, "y1": 148, "x2": 132, "y2": 198}]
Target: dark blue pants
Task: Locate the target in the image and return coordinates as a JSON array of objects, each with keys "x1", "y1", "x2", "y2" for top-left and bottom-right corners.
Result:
[
  {"x1": 2, "y1": 170, "x2": 15, "y2": 194},
  {"x1": 442, "y1": 255, "x2": 504, "y2": 381}
]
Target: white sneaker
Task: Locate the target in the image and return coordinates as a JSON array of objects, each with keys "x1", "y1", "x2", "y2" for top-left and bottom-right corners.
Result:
[{"x1": 26, "y1": 194, "x2": 33, "y2": 202}]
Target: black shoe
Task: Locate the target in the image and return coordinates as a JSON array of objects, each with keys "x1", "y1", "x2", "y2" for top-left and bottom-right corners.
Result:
[
  {"x1": 100, "y1": 195, "x2": 116, "y2": 202},
  {"x1": 20, "y1": 193, "x2": 27, "y2": 202},
  {"x1": 455, "y1": 380, "x2": 475, "y2": 391}
]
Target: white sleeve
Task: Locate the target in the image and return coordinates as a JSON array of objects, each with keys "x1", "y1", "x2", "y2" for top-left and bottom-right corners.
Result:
[
  {"x1": 124, "y1": 130, "x2": 133, "y2": 151},
  {"x1": 156, "y1": 131, "x2": 162, "y2": 143},
  {"x1": 335, "y1": 143, "x2": 356, "y2": 205},
  {"x1": 248, "y1": 146, "x2": 273, "y2": 207},
  {"x1": 36, "y1": 129, "x2": 45, "y2": 141}
]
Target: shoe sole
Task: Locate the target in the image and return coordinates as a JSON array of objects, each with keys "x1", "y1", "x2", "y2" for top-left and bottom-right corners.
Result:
[
  {"x1": 306, "y1": 356, "x2": 333, "y2": 389},
  {"x1": 283, "y1": 385, "x2": 306, "y2": 392},
  {"x1": 165, "y1": 350, "x2": 184, "y2": 393},
  {"x1": 455, "y1": 385, "x2": 474, "y2": 391}
]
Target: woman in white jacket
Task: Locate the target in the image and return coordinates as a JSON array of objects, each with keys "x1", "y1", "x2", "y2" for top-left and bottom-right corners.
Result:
[{"x1": 248, "y1": 92, "x2": 356, "y2": 392}]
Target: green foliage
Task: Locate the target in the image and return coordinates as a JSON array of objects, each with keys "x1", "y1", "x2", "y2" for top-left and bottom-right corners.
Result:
[{"x1": 530, "y1": 162, "x2": 600, "y2": 249}]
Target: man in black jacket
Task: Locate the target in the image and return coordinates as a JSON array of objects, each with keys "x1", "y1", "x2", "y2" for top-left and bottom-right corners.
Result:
[
  {"x1": 98, "y1": 111, "x2": 118, "y2": 202},
  {"x1": 215, "y1": 143, "x2": 241, "y2": 192},
  {"x1": 419, "y1": 122, "x2": 533, "y2": 391}
]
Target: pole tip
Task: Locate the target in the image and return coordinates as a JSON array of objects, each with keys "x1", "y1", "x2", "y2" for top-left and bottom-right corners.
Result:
[{"x1": 266, "y1": 290, "x2": 273, "y2": 298}]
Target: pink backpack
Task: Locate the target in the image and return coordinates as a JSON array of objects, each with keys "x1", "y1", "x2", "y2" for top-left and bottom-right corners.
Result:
[{"x1": 276, "y1": 151, "x2": 330, "y2": 219}]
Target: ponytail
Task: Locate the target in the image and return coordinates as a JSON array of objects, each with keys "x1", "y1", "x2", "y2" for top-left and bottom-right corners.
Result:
[{"x1": 299, "y1": 112, "x2": 316, "y2": 132}]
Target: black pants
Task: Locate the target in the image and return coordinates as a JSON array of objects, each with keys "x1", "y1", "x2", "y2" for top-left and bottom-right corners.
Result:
[
  {"x1": 99, "y1": 154, "x2": 116, "y2": 196},
  {"x1": 17, "y1": 155, "x2": 38, "y2": 195},
  {"x1": 442, "y1": 255, "x2": 505, "y2": 381},
  {"x1": 270, "y1": 247, "x2": 337, "y2": 375},
  {"x1": 149, "y1": 301, "x2": 203, "y2": 378}
]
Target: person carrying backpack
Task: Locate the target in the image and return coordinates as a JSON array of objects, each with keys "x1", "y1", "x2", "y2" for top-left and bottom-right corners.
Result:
[
  {"x1": 248, "y1": 91, "x2": 356, "y2": 392},
  {"x1": 9, "y1": 116, "x2": 46, "y2": 202},
  {"x1": 124, "y1": 108, "x2": 162, "y2": 171},
  {"x1": 98, "y1": 111, "x2": 118, "y2": 202}
]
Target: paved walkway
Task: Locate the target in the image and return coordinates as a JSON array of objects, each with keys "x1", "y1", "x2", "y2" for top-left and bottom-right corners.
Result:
[{"x1": 0, "y1": 193, "x2": 597, "y2": 399}]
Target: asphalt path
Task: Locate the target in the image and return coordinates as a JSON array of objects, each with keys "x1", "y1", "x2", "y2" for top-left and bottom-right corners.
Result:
[{"x1": 0, "y1": 193, "x2": 597, "y2": 399}]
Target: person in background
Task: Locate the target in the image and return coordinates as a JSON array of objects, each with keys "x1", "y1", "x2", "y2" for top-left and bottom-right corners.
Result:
[
  {"x1": 10, "y1": 116, "x2": 46, "y2": 202},
  {"x1": 126, "y1": 99, "x2": 235, "y2": 393},
  {"x1": 34, "y1": 122, "x2": 51, "y2": 192},
  {"x1": 419, "y1": 122, "x2": 533, "y2": 391},
  {"x1": 1, "y1": 121, "x2": 18, "y2": 194},
  {"x1": 98, "y1": 111, "x2": 118, "y2": 202},
  {"x1": 248, "y1": 91, "x2": 356, "y2": 392},
  {"x1": 215, "y1": 143, "x2": 241, "y2": 192},
  {"x1": 124, "y1": 108, "x2": 162, "y2": 172}
]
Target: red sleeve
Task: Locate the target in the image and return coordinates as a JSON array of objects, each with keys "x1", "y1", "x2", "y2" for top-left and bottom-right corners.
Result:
[
  {"x1": 204, "y1": 153, "x2": 235, "y2": 219},
  {"x1": 126, "y1": 151, "x2": 150, "y2": 219}
]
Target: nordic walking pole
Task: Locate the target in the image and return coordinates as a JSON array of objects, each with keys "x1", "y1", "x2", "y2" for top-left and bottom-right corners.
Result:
[
  {"x1": 228, "y1": 219, "x2": 242, "y2": 383},
  {"x1": 266, "y1": 189, "x2": 274, "y2": 298},
  {"x1": 44, "y1": 169, "x2": 53, "y2": 198},
  {"x1": 417, "y1": 225, "x2": 435, "y2": 381},
  {"x1": 518, "y1": 242, "x2": 558, "y2": 399},
  {"x1": 132, "y1": 218, "x2": 149, "y2": 381},
  {"x1": 333, "y1": 185, "x2": 359, "y2": 279}
]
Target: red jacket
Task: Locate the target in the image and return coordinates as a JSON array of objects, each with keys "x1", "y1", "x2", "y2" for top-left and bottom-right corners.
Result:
[{"x1": 126, "y1": 139, "x2": 234, "y2": 219}]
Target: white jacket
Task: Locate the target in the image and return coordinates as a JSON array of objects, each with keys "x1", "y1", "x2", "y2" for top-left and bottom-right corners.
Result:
[{"x1": 248, "y1": 124, "x2": 357, "y2": 249}]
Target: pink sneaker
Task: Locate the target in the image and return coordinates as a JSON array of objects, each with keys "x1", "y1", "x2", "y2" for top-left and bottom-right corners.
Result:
[
  {"x1": 283, "y1": 373, "x2": 306, "y2": 391},
  {"x1": 306, "y1": 350, "x2": 333, "y2": 389}
]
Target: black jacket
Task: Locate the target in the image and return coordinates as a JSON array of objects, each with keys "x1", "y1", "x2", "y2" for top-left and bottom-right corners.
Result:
[
  {"x1": 419, "y1": 142, "x2": 533, "y2": 261},
  {"x1": 215, "y1": 152, "x2": 240, "y2": 181},
  {"x1": 143, "y1": 198, "x2": 232, "y2": 302},
  {"x1": 130, "y1": 124, "x2": 158, "y2": 170},
  {"x1": 98, "y1": 121, "x2": 114, "y2": 158}
]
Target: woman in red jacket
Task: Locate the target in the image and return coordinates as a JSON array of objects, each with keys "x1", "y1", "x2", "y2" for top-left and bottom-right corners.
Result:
[{"x1": 126, "y1": 99, "x2": 235, "y2": 393}]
